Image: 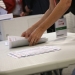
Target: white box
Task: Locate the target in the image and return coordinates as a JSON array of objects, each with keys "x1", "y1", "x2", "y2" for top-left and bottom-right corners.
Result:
[
  {"x1": 0, "y1": 13, "x2": 13, "y2": 21},
  {"x1": 0, "y1": 14, "x2": 46, "y2": 41}
]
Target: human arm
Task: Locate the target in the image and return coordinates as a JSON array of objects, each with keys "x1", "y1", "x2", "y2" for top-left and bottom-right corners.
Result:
[
  {"x1": 37, "y1": 0, "x2": 72, "y2": 32},
  {"x1": 21, "y1": 0, "x2": 56, "y2": 37},
  {"x1": 27, "y1": 0, "x2": 56, "y2": 31},
  {"x1": 28, "y1": 0, "x2": 72, "y2": 45}
]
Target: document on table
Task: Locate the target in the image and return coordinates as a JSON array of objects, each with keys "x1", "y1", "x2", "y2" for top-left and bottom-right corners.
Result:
[{"x1": 9, "y1": 46, "x2": 61, "y2": 58}]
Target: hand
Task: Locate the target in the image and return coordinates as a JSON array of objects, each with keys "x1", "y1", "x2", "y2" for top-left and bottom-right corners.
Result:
[
  {"x1": 20, "y1": 12, "x2": 25, "y2": 16},
  {"x1": 20, "y1": 12, "x2": 29, "y2": 16},
  {"x1": 28, "y1": 28, "x2": 44, "y2": 46},
  {"x1": 25, "y1": 5, "x2": 31, "y2": 13},
  {"x1": 21, "y1": 27, "x2": 35, "y2": 38}
]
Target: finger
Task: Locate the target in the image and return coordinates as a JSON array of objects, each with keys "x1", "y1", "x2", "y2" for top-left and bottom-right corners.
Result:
[
  {"x1": 32, "y1": 38, "x2": 36, "y2": 45},
  {"x1": 28, "y1": 36, "x2": 31, "y2": 43},
  {"x1": 28, "y1": 38, "x2": 32, "y2": 46},
  {"x1": 29, "y1": 37, "x2": 39, "y2": 46},
  {"x1": 21, "y1": 32, "x2": 29, "y2": 38},
  {"x1": 21, "y1": 32, "x2": 23, "y2": 37},
  {"x1": 33, "y1": 38, "x2": 39, "y2": 45},
  {"x1": 28, "y1": 37, "x2": 34, "y2": 46},
  {"x1": 25, "y1": 33, "x2": 30, "y2": 38},
  {"x1": 21, "y1": 32, "x2": 26, "y2": 37}
]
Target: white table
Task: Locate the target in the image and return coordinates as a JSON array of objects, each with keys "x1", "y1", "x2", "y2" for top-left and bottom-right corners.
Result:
[{"x1": 0, "y1": 32, "x2": 75, "y2": 75}]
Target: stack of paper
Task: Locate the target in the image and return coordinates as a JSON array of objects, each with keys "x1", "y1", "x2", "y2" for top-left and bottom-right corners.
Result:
[
  {"x1": 0, "y1": 13, "x2": 13, "y2": 20},
  {"x1": 9, "y1": 46, "x2": 61, "y2": 58}
]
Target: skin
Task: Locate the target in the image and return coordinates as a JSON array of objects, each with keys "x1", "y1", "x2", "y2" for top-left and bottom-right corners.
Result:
[
  {"x1": 20, "y1": 5, "x2": 31, "y2": 16},
  {"x1": 21, "y1": 0, "x2": 72, "y2": 46}
]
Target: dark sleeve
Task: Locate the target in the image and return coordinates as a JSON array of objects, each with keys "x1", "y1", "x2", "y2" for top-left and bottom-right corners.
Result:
[
  {"x1": 22, "y1": 0, "x2": 26, "y2": 12},
  {"x1": 24, "y1": 0, "x2": 32, "y2": 9},
  {"x1": 22, "y1": 0, "x2": 32, "y2": 12}
]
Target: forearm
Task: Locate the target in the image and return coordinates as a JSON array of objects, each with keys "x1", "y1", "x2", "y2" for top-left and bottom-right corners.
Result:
[
  {"x1": 30, "y1": 8, "x2": 52, "y2": 29},
  {"x1": 38, "y1": 0, "x2": 72, "y2": 32},
  {"x1": 29, "y1": 0, "x2": 56, "y2": 30}
]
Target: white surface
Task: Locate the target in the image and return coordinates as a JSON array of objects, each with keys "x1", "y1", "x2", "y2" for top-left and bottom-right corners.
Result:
[
  {"x1": 64, "y1": 12, "x2": 75, "y2": 28},
  {"x1": 0, "y1": 14, "x2": 45, "y2": 40},
  {"x1": 64, "y1": 12, "x2": 75, "y2": 33},
  {"x1": 0, "y1": 13, "x2": 13, "y2": 21},
  {"x1": 0, "y1": 32, "x2": 75, "y2": 75},
  {"x1": 28, "y1": 17, "x2": 42, "y2": 28}
]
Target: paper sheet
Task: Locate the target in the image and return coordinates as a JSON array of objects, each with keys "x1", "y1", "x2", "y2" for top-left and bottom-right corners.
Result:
[{"x1": 9, "y1": 46, "x2": 61, "y2": 58}]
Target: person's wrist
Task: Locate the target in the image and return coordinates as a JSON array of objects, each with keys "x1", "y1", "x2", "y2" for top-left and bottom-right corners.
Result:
[
  {"x1": 37, "y1": 26, "x2": 45, "y2": 33},
  {"x1": 26, "y1": 12, "x2": 29, "y2": 14},
  {"x1": 23, "y1": 12, "x2": 29, "y2": 16}
]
